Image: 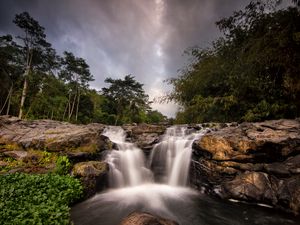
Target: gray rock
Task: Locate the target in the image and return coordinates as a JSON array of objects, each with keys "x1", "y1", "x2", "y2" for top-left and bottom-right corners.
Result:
[{"x1": 0, "y1": 116, "x2": 110, "y2": 154}]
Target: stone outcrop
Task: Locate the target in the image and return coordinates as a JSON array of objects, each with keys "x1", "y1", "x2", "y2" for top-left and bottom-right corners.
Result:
[
  {"x1": 119, "y1": 212, "x2": 179, "y2": 225},
  {"x1": 123, "y1": 124, "x2": 166, "y2": 154},
  {"x1": 0, "y1": 116, "x2": 113, "y2": 175},
  {"x1": 0, "y1": 116, "x2": 111, "y2": 154},
  {"x1": 72, "y1": 161, "x2": 109, "y2": 198},
  {"x1": 191, "y1": 119, "x2": 300, "y2": 214}
]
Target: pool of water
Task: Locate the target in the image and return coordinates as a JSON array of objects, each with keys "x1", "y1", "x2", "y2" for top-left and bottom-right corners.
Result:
[{"x1": 71, "y1": 184, "x2": 300, "y2": 225}]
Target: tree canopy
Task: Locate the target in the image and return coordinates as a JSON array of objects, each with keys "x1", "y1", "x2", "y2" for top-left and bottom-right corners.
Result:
[
  {"x1": 0, "y1": 12, "x2": 167, "y2": 125},
  {"x1": 168, "y1": 0, "x2": 300, "y2": 123},
  {"x1": 102, "y1": 75, "x2": 165, "y2": 125}
]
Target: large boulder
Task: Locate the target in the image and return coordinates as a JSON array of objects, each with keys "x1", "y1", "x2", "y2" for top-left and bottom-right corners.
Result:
[
  {"x1": 123, "y1": 124, "x2": 166, "y2": 154},
  {"x1": 0, "y1": 116, "x2": 112, "y2": 155},
  {"x1": 191, "y1": 119, "x2": 300, "y2": 214},
  {"x1": 119, "y1": 212, "x2": 179, "y2": 225},
  {"x1": 72, "y1": 161, "x2": 109, "y2": 198},
  {"x1": 193, "y1": 119, "x2": 300, "y2": 162}
]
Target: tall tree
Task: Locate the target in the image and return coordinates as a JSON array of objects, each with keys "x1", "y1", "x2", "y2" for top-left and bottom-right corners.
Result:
[
  {"x1": 102, "y1": 75, "x2": 149, "y2": 125},
  {"x1": 59, "y1": 51, "x2": 94, "y2": 121},
  {"x1": 13, "y1": 12, "x2": 52, "y2": 118},
  {"x1": 0, "y1": 35, "x2": 22, "y2": 115}
]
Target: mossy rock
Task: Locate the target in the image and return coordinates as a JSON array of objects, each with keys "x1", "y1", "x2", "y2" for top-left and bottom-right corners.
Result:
[{"x1": 72, "y1": 161, "x2": 108, "y2": 177}]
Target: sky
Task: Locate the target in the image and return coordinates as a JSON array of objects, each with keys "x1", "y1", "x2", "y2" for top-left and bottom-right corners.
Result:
[{"x1": 0, "y1": 0, "x2": 251, "y2": 117}]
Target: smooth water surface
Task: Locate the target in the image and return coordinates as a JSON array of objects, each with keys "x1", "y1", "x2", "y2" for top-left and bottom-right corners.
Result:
[{"x1": 71, "y1": 184, "x2": 300, "y2": 225}]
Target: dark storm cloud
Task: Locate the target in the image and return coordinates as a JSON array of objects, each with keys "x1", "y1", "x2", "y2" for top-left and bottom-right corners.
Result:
[
  {"x1": 0, "y1": 0, "x2": 251, "y2": 116},
  {"x1": 161, "y1": 0, "x2": 250, "y2": 75}
]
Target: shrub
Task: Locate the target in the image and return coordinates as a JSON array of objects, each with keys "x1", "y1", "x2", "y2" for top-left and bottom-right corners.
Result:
[
  {"x1": 55, "y1": 156, "x2": 71, "y2": 175},
  {"x1": 0, "y1": 173, "x2": 83, "y2": 225}
]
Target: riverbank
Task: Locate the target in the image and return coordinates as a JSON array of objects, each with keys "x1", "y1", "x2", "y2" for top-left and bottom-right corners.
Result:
[{"x1": 1, "y1": 116, "x2": 300, "y2": 224}]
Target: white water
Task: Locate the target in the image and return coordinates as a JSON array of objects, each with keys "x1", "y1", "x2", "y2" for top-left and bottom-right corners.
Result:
[
  {"x1": 150, "y1": 126, "x2": 207, "y2": 186},
  {"x1": 71, "y1": 126, "x2": 300, "y2": 225},
  {"x1": 103, "y1": 125, "x2": 206, "y2": 188},
  {"x1": 103, "y1": 126, "x2": 153, "y2": 188},
  {"x1": 73, "y1": 125, "x2": 207, "y2": 224}
]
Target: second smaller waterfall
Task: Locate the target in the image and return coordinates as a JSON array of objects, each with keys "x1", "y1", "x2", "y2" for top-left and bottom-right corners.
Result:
[{"x1": 150, "y1": 126, "x2": 206, "y2": 186}]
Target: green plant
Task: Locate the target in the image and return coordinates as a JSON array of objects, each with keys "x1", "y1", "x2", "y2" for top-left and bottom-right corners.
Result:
[
  {"x1": 0, "y1": 173, "x2": 83, "y2": 225},
  {"x1": 55, "y1": 156, "x2": 71, "y2": 175}
]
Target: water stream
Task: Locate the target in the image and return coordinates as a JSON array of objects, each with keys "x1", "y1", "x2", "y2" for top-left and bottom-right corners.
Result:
[{"x1": 71, "y1": 126, "x2": 300, "y2": 225}]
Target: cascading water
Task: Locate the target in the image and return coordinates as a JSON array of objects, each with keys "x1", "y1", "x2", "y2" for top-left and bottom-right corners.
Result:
[
  {"x1": 102, "y1": 126, "x2": 153, "y2": 187},
  {"x1": 150, "y1": 126, "x2": 206, "y2": 186},
  {"x1": 103, "y1": 125, "x2": 206, "y2": 188},
  {"x1": 71, "y1": 125, "x2": 299, "y2": 225}
]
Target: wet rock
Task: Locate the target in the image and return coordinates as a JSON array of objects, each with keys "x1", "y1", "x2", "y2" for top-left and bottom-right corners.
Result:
[
  {"x1": 123, "y1": 124, "x2": 166, "y2": 152},
  {"x1": 222, "y1": 172, "x2": 279, "y2": 205},
  {"x1": 119, "y1": 212, "x2": 179, "y2": 225},
  {"x1": 191, "y1": 119, "x2": 300, "y2": 214},
  {"x1": 72, "y1": 161, "x2": 109, "y2": 198}
]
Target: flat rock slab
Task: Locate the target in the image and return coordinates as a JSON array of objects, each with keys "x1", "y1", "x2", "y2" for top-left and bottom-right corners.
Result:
[{"x1": 0, "y1": 116, "x2": 110, "y2": 153}]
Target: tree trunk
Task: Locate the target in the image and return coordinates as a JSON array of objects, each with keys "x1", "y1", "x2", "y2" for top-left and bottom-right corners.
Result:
[
  {"x1": 18, "y1": 72, "x2": 29, "y2": 119},
  {"x1": 0, "y1": 85, "x2": 13, "y2": 115},
  {"x1": 75, "y1": 88, "x2": 81, "y2": 122},
  {"x1": 63, "y1": 92, "x2": 71, "y2": 121},
  {"x1": 6, "y1": 88, "x2": 12, "y2": 115},
  {"x1": 69, "y1": 91, "x2": 77, "y2": 121},
  {"x1": 19, "y1": 48, "x2": 33, "y2": 119}
]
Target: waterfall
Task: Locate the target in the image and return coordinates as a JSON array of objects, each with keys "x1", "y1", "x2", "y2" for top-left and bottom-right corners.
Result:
[
  {"x1": 103, "y1": 126, "x2": 153, "y2": 188},
  {"x1": 103, "y1": 125, "x2": 206, "y2": 188},
  {"x1": 150, "y1": 126, "x2": 206, "y2": 186}
]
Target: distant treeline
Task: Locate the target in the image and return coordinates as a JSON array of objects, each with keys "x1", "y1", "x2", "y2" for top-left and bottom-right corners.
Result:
[
  {"x1": 168, "y1": 0, "x2": 300, "y2": 123},
  {"x1": 0, "y1": 12, "x2": 166, "y2": 124}
]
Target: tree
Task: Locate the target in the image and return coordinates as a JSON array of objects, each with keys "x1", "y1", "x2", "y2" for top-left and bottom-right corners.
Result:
[
  {"x1": 168, "y1": 1, "x2": 300, "y2": 123},
  {"x1": 59, "y1": 51, "x2": 94, "y2": 121},
  {"x1": 0, "y1": 35, "x2": 22, "y2": 115},
  {"x1": 13, "y1": 12, "x2": 53, "y2": 119},
  {"x1": 102, "y1": 75, "x2": 149, "y2": 125}
]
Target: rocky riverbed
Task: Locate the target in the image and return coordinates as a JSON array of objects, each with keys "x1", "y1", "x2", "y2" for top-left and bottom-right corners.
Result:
[{"x1": 1, "y1": 115, "x2": 300, "y2": 217}]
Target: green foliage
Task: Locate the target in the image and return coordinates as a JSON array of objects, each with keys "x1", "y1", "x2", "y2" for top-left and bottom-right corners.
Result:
[
  {"x1": 102, "y1": 75, "x2": 151, "y2": 125},
  {"x1": 168, "y1": 1, "x2": 300, "y2": 123},
  {"x1": 55, "y1": 156, "x2": 71, "y2": 175},
  {"x1": 0, "y1": 173, "x2": 83, "y2": 225},
  {"x1": 0, "y1": 12, "x2": 166, "y2": 124},
  {"x1": 146, "y1": 110, "x2": 168, "y2": 124}
]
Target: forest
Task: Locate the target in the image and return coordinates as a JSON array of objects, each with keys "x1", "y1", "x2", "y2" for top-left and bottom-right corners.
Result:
[
  {"x1": 0, "y1": 12, "x2": 166, "y2": 125},
  {"x1": 1, "y1": 1, "x2": 300, "y2": 125},
  {"x1": 168, "y1": 0, "x2": 300, "y2": 123}
]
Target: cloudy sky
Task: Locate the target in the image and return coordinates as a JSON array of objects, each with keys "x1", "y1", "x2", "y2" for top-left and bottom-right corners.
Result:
[{"x1": 0, "y1": 0, "x2": 250, "y2": 117}]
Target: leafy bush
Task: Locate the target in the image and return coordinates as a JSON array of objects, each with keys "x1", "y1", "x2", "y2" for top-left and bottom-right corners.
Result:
[
  {"x1": 55, "y1": 156, "x2": 71, "y2": 175},
  {"x1": 0, "y1": 173, "x2": 83, "y2": 225}
]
